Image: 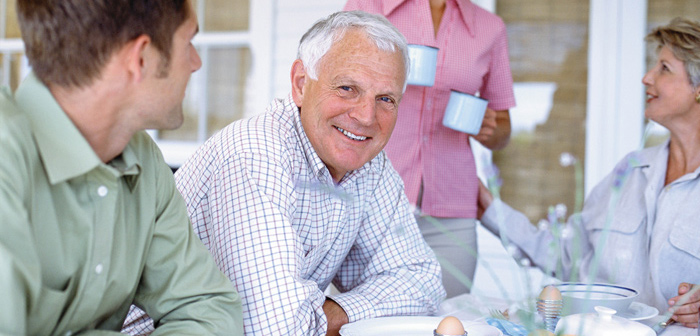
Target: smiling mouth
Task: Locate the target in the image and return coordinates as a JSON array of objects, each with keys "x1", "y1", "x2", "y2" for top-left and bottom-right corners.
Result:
[{"x1": 335, "y1": 126, "x2": 368, "y2": 141}]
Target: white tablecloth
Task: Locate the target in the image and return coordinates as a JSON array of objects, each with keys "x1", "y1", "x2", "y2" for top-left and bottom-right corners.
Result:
[{"x1": 438, "y1": 293, "x2": 697, "y2": 336}]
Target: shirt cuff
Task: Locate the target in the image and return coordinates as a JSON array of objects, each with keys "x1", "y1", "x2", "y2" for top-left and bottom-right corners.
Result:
[
  {"x1": 481, "y1": 198, "x2": 506, "y2": 235},
  {"x1": 481, "y1": 198, "x2": 537, "y2": 240},
  {"x1": 328, "y1": 291, "x2": 377, "y2": 323}
]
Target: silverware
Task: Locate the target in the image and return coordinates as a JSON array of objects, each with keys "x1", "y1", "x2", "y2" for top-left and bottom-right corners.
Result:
[
  {"x1": 651, "y1": 317, "x2": 675, "y2": 335},
  {"x1": 488, "y1": 308, "x2": 509, "y2": 321}
]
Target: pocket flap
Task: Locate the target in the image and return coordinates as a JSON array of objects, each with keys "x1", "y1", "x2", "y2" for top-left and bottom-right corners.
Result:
[{"x1": 669, "y1": 223, "x2": 700, "y2": 259}]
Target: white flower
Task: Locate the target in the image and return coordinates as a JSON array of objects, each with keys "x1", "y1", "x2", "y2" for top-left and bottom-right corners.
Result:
[
  {"x1": 561, "y1": 225, "x2": 573, "y2": 240},
  {"x1": 559, "y1": 152, "x2": 577, "y2": 167},
  {"x1": 537, "y1": 219, "x2": 550, "y2": 231},
  {"x1": 555, "y1": 203, "x2": 567, "y2": 219},
  {"x1": 506, "y1": 244, "x2": 520, "y2": 258}
]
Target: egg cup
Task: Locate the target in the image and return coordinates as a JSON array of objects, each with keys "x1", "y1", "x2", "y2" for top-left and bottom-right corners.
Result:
[{"x1": 433, "y1": 331, "x2": 468, "y2": 336}]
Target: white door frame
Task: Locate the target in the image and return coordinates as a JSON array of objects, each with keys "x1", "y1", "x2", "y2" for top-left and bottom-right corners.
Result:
[{"x1": 585, "y1": 0, "x2": 647, "y2": 195}]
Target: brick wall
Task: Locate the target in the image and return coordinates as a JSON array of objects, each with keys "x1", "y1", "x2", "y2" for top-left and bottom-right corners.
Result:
[{"x1": 493, "y1": 0, "x2": 589, "y2": 222}]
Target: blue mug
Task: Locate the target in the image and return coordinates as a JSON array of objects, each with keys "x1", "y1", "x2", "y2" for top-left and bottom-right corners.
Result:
[
  {"x1": 406, "y1": 44, "x2": 438, "y2": 87},
  {"x1": 442, "y1": 90, "x2": 488, "y2": 135}
]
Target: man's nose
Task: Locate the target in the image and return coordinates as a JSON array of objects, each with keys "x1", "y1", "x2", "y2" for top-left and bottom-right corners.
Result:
[{"x1": 349, "y1": 97, "x2": 376, "y2": 125}]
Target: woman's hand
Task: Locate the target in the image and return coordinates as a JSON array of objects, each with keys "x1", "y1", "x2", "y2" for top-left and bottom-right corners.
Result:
[
  {"x1": 668, "y1": 282, "x2": 700, "y2": 328},
  {"x1": 473, "y1": 108, "x2": 511, "y2": 150},
  {"x1": 477, "y1": 180, "x2": 494, "y2": 219}
]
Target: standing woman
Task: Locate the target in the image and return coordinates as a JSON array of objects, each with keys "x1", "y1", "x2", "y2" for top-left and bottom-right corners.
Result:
[
  {"x1": 344, "y1": 0, "x2": 516, "y2": 297},
  {"x1": 478, "y1": 18, "x2": 700, "y2": 326}
]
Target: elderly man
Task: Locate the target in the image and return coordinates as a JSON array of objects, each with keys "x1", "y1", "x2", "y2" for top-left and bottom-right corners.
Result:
[
  {"x1": 0, "y1": 0, "x2": 242, "y2": 335},
  {"x1": 125, "y1": 10, "x2": 445, "y2": 336}
]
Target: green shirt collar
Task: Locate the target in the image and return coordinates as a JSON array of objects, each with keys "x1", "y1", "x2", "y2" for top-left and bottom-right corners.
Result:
[{"x1": 14, "y1": 73, "x2": 141, "y2": 187}]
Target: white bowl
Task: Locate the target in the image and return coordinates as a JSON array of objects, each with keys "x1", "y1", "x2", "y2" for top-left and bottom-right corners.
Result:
[
  {"x1": 555, "y1": 306, "x2": 655, "y2": 336},
  {"x1": 554, "y1": 282, "x2": 638, "y2": 315}
]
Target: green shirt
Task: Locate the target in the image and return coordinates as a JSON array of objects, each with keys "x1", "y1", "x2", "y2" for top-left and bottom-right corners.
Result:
[{"x1": 0, "y1": 74, "x2": 243, "y2": 335}]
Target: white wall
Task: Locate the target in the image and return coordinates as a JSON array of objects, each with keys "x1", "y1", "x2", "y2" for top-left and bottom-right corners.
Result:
[
  {"x1": 246, "y1": 0, "x2": 345, "y2": 117},
  {"x1": 273, "y1": 1, "x2": 346, "y2": 99}
]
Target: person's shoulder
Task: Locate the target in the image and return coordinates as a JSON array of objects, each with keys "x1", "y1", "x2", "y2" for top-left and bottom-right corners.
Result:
[
  {"x1": 622, "y1": 142, "x2": 666, "y2": 168},
  {"x1": 468, "y1": 2, "x2": 507, "y2": 31},
  {"x1": 0, "y1": 87, "x2": 33, "y2": 151},
  {"x1": 181, "y1": 100, "x2": 297, "y2": 170},
  {"x1": 216, "y1": 109, "x2": 292, "y2": 158},
  {"x1": 0, "y1": 87, "x2": 36, "y2": 187},
  {"x1": 0, "y1": 86, "x2": 25, "y2": 124}
]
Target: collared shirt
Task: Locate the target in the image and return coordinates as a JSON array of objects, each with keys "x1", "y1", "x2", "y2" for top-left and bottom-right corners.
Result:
[
  {"x1": 481, "y1": 140, "x2": 700, "y2": 311},
  {"x1": 344, "y1": 0, "x2": 517, "y2": 218},
  {"x1": 125, "y1": 94, "x2": 445, "y2": 335},
  {"x1": 0, "y1": 73, "x2": 242, "y2": 335}
]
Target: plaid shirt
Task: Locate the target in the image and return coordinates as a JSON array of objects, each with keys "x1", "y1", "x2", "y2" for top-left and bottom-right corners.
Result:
[{"x1": 123, "y1": 94, "x2": 444, "y2": 335}]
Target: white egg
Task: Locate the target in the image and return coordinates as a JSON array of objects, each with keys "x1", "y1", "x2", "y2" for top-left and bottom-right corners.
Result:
[
  {"x1": 435, "y1": 316, "x2": 465, "y2": 335},
  {"x1": 538, "y1": 285, "x2": 562, "y2": 301}
]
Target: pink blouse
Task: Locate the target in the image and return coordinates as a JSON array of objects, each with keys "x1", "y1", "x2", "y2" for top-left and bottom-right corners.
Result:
[{"x1": 344, "y1": 0, "x2": 516, "y2": 218}]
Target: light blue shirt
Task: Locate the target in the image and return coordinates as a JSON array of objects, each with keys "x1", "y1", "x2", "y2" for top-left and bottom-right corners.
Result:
[{"x1": 482, "y1": 140, "x2": 700, "y2": 311}]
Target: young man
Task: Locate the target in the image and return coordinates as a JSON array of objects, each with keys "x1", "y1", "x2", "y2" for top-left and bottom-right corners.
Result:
[
  {"x1": 125, "y1": 10, "x2": 445, "y2": 336},
  {"x1": 0, "y1": 1, "x2": 242, "y2": 334}
]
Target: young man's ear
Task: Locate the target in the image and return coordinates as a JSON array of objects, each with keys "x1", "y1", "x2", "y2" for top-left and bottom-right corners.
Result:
[
  {"x1": 122, "y1": 34, "x2": 153, "y2": 83},
  {"x1": 290, "y1": 59, "x2": 307, "y2": 107}
]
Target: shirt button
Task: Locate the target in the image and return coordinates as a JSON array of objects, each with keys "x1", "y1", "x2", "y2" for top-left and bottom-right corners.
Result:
[
  {"x1": 65, "y1": 331, "x2": 72, "y2": 336},
  {"x1": 97, "y1": 186, "x2": 108, "y2": 197},
  {"x1": 95, "y1": 263, "x2": 103, "y2": 274}
]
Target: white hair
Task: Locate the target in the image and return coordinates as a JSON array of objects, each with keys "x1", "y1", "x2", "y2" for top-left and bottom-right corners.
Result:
[{"x1": 297, "y1": 10, "x2": 409, "y2": 89}]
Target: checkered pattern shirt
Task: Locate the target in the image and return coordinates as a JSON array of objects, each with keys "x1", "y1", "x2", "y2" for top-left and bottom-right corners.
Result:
[
  {"x1": 344, "y1": 0, "x2": 517, "y2": 218},
  {"x1": 122, "y1": 94, "x2": 445, "y2": 335}
]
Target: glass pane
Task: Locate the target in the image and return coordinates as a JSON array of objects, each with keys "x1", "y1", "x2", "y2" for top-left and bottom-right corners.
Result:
[
  {"x1": 159, "y1": 47, "x2": 251, "y2": 141},
  {"x1": 1, "y1": 0, "x2": 22, "y2": 90},
  {"x1": 5, "y1": 0, "x2": 19, "y2": 38},
  {"x1": 644, "y1": 0, "x2": 700, "y2": 147},
  {"x1": 493, "y1": 0, "x2": 589, "y2": 222},
  {"x1": 195, "y1": 0, "x2": 250, "y2": 31}
]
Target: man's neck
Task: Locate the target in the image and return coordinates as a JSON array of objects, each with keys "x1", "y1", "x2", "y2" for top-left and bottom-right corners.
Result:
[{"x1": 49, "y1": 82, "x2": 135, "y2": 163}]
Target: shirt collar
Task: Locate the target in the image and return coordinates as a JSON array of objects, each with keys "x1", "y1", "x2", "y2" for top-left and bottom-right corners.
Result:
[
  {"x1": 109, "y1": 143, "x2": 142, "y2": 191},
  {"x1": 14, "y1": 72, "x2": 142, "y2": 188},
  {"x1": 639, "y1": 138, "x2": 700, "y2": 183},
  {"x1": 287, "y1": 94, "x2": 328, "y2": 179},
  {"x1": 381, "y1": 0, "x2": 476, "y2": 37},
  {"x1": 14, "y1": 73, "x2": 102, "y2": 184}
]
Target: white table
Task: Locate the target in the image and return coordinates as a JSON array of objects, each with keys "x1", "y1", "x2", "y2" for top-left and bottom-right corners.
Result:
[{"x1": 438, "y1": 293, "x2": 697, "y2": 336}]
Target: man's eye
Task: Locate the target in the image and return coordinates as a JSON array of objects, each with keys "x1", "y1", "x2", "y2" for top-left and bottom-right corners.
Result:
[
  {"x1": 379, "y1": 97, "x2": 394, "y2": 104},
  {"x1": 340, "y1": 86, "x2": 352, "y2": 91}
]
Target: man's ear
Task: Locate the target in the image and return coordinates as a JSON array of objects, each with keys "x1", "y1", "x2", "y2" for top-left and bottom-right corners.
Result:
[
  {"x1": 290, "y1": 59, "x2": 307, "y2": 107},
  {"x1": 123, "y1": 34, "x2": 152, "y2": 84}
]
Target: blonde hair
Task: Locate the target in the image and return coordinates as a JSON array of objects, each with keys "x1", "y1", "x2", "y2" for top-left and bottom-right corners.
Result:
[{"x1": 646, "y1": 17, "x2": 700, "y2": 87}]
